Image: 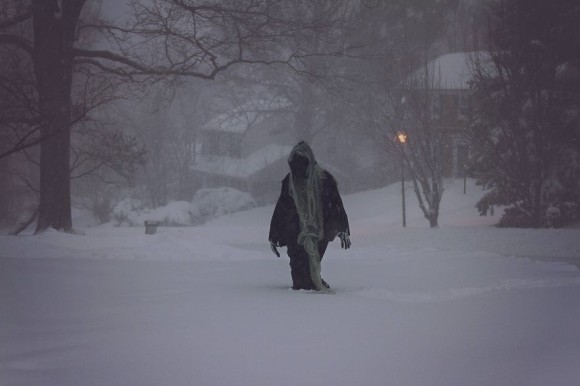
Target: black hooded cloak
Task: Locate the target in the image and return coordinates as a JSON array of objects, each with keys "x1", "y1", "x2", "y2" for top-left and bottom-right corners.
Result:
[{"x1": 269, "y1": 141, "x2": 350, "y2": 290}]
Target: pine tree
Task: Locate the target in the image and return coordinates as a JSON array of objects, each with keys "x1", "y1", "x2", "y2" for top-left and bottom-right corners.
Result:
[{"x1": 468, "y1": 0, "x2": 580, "y2": 227}]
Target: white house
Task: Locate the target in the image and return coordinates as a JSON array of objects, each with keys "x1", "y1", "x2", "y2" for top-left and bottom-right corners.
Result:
[{"x1": 191, "y1": 97, "x2": 296, "y2": 204}]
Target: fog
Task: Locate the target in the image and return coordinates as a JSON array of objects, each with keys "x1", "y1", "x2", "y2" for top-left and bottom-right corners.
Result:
[
  {"x1": 1, "y1": 0, "x2": 578, "y2": 231},
  {"x1": 69, "y1": 0, "x2": 481, "y2": 224},
  {"x1": 1, "y1": 2, "x2": 580, "y2": 384}
]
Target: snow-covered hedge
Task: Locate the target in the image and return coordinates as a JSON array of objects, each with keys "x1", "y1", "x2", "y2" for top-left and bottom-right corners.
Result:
[
  {"x1": 193, "y1": 187, "x2": 256, "y2": 218},
  {"x1": 112, "y1": 187, "x2": 256, "y2": 227}
]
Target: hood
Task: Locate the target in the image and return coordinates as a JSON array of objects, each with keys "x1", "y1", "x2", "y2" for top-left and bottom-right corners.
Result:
[{"x1": 288, "y1": 141, "x2": 317, "y2": 179}]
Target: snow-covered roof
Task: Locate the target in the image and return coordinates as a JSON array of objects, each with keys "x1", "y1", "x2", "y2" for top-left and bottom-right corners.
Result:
[
  {"x1": 203, "y1": 97, "x2": 292, "y2": 134},
  {"x1": 408, "y1": 51, "x2": 490, "y2": 90},
  {"x1": 191, "y1": 144, "x2": 293, "y2": 179}
]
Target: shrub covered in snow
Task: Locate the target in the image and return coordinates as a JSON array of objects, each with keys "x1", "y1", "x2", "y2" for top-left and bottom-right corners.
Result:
[
  {"x1": 112, "y1": 198, "x2": 147, "y2": 226},
  {"x1": 193, "y1": 187, "x2": 256, "y2": 218},
  {"x1": 147, "y1": 201, "x2": 201, "y2": 226},
  {"x1": 112, "y1": 200, "x2": 200, "y2": 227},
  {"x1": 111, "y1": 187, "x2": 256, "y2": 227}
]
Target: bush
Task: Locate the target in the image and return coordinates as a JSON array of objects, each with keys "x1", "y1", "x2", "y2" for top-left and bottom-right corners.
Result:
[
  {"x1": 497, "y1": 207, "x2": 537, "y2": 228},
  {"x1": 112, "y1": 198, "x2": 147, "y2": 226},
  {"x1": 193, "y1": 187, "x2": 256, "y2": 218},
  {"x1": 90, "y1": 196, "x2": 114, "y2": 224},
  {"x1": 111, "y1": 187, "x2": 256, "y2": 227}
]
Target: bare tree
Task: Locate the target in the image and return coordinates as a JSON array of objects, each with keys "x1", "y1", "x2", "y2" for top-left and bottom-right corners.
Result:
[
  {"x1": 382, "y1": 61, "x2": 445, "y2": 228},
  {"x1": 0, "y1": 0, "x2": 345, "y2": 233},
  {"x1": 283, "y1": 0, "x2": 355, "y2": 143},
  {"x1": 110, "y1": 83, "x2": 185, "y2": 207}
]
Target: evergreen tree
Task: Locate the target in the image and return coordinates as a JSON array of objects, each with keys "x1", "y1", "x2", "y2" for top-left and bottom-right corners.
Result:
[{"x1": 468, "y1": 0, "x2": 580, "y2": 227}]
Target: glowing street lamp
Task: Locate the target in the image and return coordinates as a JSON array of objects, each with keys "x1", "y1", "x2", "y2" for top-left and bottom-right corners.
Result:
[
  {"x1": 395, "y1": 131, "x2": 407, "y2": 227},
  {"x1": 396, "y1": 131, "x2": 407, "y2": 145}
]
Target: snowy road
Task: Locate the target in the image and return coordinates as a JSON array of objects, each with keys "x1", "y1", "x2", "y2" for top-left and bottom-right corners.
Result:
[{"x1": 2, "y1": 249, "x2": 580, "y2": 386}]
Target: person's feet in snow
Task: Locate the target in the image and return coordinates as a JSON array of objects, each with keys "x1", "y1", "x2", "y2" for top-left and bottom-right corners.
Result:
[{"x1": 291, "y1": 278, "x2": 330, "y2": 291}]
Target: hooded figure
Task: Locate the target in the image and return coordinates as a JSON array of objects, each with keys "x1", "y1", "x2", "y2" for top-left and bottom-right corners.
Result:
[{"x1": 269, "y1": 141, "x2": 350, "y2": 291}]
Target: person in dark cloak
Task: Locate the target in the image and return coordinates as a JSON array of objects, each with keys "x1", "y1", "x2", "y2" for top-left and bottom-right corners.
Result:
[{"x1": 269, "y1": 141, "x2": 351, "y2": 291}]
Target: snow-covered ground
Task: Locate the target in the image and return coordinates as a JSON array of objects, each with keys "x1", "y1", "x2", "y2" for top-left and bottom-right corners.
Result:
[{"x1": 1, "y1": 179, "x2": 579, "y2": 386}]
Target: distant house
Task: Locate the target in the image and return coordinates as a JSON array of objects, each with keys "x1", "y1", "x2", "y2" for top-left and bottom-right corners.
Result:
[
  {"x1": 406, "y1": 52, "x2": 484, "y2": 178},
  {"x1": 192, "y1": 143, "x2": 293, "y2": 204},
  {"x1": 191, "y1": 94, "x2": 362, "y2": 203},
  {"x1": 191, "y1": 97, "x2": 295, "y2": 204}
]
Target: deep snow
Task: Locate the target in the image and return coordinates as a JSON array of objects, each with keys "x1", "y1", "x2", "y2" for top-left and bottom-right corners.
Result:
[{"x1": 1, "y1": 179, "x2": 579, "y2": 386}]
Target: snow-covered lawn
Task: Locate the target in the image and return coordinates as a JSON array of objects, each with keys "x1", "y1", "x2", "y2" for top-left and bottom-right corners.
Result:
[{"x1": 1, "y1": 180, "x2": 579, "y2": 386}]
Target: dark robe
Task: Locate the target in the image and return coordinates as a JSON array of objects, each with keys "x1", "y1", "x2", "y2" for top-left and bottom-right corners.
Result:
[{"x1": 269, "y1": 171, "x2": 350, "y2": 289}]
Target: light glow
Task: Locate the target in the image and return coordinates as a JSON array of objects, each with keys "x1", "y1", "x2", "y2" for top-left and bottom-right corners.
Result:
[{"x1": 396, "y1": 131, "x2": 407, "y2": 144}]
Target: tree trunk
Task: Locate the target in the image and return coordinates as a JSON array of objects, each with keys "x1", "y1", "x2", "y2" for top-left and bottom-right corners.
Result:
[
  {"x1": 32, "y1": 0, "x2": 85, "y2": 233},
  {"x1": 428, "y1": 212, "x2": 439, "y2": 228}
]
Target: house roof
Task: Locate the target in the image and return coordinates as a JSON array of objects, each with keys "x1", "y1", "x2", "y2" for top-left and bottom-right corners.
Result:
[
  {"x1": 203, "y1": 97, "x2": 292, "y2": 134},
  {"x1": 408, "y1": 51, "x2": 490, "y2": 90},
  {"x1": 192, "y1": 144, "x2": 293, "y2": 179}
]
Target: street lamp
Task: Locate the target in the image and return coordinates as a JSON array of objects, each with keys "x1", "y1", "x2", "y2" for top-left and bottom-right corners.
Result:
[
  {"x1": 463, "y1": 164, "x2": 468, "y2": 195},
  {"x1": 395, "y1": 131, "x2": 407, "y2": 228}
]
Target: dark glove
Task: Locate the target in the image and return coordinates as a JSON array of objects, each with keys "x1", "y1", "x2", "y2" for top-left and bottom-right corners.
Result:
[
  {"x1": 338, "y1": 233, "x2": 351, "y2": 249},
  {"x1": 270, "y1": 241, "x2": 280, "y2": 257}
]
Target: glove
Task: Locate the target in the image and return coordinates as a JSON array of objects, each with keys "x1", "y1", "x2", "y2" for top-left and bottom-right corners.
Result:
[
  {"x1": 270, "y1": 241, "x2": 281, "y2": 257},
  {"x1": 338, "y1": 233, "x2": 351, "y2": 249}
]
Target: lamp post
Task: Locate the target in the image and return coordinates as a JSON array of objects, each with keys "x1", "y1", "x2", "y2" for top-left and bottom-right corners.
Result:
[
  {"x1": 463, "y1": 164, "x2": 467, "y2": 195},
  {"x1": 396, "y1": 131, "x2": 407, "y2": 228}
]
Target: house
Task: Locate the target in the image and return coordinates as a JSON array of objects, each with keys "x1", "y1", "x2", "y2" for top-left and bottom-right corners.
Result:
[
  {"x1": 191, "y1": 93, "x2": 363, "y2": 203},
  {"x1": 192, "y1": 143, "x2": 293, "y2": 204},
  {"x1": 191, "y1": 97, "x2": 295, "y2": 204},
  {"x1": 406, "y1": 52, "x2": 484, "y2": 178}
]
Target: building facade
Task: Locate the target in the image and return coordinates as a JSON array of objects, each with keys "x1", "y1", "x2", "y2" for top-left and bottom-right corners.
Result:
[{"x1": 408, "y1": 52, "x2": 477, "y2": 178}]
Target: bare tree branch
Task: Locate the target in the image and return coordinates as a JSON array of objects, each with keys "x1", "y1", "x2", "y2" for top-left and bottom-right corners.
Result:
[
  {"x1": 0, "y1": 124, "x2": 42, "y2": 159},
  {"x1": 0, "y1": 33, "x2": 33, "y2": 55},
  {"x1": 0, "y1": 5, "x2": 33, "y2": 29}
]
